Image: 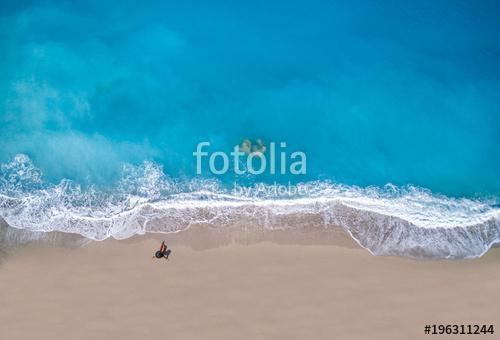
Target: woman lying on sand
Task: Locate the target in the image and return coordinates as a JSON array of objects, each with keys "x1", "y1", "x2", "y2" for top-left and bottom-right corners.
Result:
[{"x1": 152, "y1": 241, "x2": 171, "y2": 260}]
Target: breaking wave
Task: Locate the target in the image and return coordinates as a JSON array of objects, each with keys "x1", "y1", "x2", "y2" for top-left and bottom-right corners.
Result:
[{"x1": 1, "y1": 154, "x2": 499, "y2": 259}]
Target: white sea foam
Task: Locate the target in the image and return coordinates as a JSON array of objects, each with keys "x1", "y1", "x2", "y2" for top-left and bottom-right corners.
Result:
[{"x1": 0, "y1": 154, "x2": 499, "y2": 259}]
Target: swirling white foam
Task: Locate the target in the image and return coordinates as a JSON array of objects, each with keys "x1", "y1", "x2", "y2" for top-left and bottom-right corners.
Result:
[{"x1": 1, "y1": 154, "x2": 499, "y2": 259}]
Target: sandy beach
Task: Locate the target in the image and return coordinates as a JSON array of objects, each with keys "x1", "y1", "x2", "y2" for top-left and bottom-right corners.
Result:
[{"x1": 0, "y1": 229, "x2": 499, "y2": 340}]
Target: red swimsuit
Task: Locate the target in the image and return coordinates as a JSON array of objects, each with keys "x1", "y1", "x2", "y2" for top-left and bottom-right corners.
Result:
[{"x1": 160, "y1": 241, "x2": 166, "y2": 253}]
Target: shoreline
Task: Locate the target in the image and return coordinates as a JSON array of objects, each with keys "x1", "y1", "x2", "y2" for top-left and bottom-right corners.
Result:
[{"x1": 2, "y1": 215, "x2": 499, "y2": 261}]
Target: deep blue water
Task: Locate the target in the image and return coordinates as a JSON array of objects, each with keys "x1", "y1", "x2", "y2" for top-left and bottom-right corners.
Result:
[
  {"x1": 1, "y1": 0, "x2": 499, "y2": 197},
  {"x1": 0, "y1": 1, "x2": 500, "y2": 258}
]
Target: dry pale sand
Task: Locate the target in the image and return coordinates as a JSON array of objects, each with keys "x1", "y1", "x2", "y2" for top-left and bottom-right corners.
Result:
[{"x1": 0, "y1": 230, "x2": 499, "y2": 340}]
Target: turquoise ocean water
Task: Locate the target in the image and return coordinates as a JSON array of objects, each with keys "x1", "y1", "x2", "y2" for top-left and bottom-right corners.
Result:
[{"x1": 1, "y1": 1, "x2": 499, "y2": 258}]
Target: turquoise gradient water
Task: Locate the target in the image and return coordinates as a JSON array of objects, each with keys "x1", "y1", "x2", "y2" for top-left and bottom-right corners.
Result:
[
  {"x1": 0, "y1": 1, "x2": 499, "y2": 258},
  {"x1": 1, "y1": 0, "x2": 499, "y2": 197}
]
